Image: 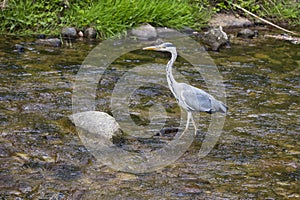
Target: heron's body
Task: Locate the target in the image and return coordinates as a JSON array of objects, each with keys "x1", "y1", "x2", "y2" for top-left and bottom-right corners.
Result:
[
  {"x1": 143, "y1": 43, "x2": 228, "y2": 136},
  {"x1": 173, "y1": 82, "x2": 227, "y2": 114}
]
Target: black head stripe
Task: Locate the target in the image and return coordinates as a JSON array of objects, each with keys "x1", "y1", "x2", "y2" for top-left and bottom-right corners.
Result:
[{"x1": 164, "y1": 43, "x2": 175, "y2": 47}]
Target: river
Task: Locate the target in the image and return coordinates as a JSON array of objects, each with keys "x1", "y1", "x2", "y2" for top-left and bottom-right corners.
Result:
[{"x1": 0, "y1": 33, "x2": 299, "y2": 199}]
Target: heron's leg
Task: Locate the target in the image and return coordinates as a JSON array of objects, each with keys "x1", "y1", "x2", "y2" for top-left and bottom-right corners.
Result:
[
  {"x1": 190, "y1": 114, "x2": 198, "y2": 136},
  {"x1": 178, "y1": 112, "x2": 191, "y2": 138},
  {"x1": 185, "y1": 112, "x2": 191, "y2": 131}
]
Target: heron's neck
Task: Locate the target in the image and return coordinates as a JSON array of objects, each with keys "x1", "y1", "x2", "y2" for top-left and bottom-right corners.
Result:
[{"x1": 166, "y1": 50, "x2": 177, "y2": 94}]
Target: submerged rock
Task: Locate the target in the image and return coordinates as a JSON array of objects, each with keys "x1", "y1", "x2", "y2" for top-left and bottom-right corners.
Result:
[
  {"x1": 61, "y1": 27, "x2": 77, "y2": 39},
  {"x1": 200, "y1": 26, "x2": 229, "y2": 51},
  {"x1": 131, "y1": 24, "x2": 157, "y2": 40},
  {"x1": 14, "y1": 44, "x2": 25, "y2": 53},
  {"x1": 237, "y1": 29, "x2": 258, "y2": 38},
  {"x1": 35, "y1": 38, "x2": 61, "y2": 47},
  {"x1": 84, "y1": 27, "x2": 97, "y2": 39}
]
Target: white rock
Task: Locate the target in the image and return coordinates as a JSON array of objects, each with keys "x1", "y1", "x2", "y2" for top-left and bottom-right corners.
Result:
[{"x1": 69, "y1": 111, "x2": 119, "y2": 140}]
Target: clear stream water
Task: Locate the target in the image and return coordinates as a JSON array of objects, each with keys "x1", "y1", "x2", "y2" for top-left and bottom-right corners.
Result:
[{"x1": 0, "y1": 33, "x2": 299, "y2": 199}]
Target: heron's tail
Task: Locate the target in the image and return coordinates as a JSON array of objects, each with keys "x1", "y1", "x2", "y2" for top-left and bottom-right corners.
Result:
[
  {"x1": 218, "y1": 101, "x2": 228, "y2": 113},
  {"x1": 206, "y1": 101, "x2": 228, "y2": 114}
]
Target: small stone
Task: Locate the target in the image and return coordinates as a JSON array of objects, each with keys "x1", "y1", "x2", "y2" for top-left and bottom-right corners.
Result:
[
  {"x1": 61, "y1": 27, "x2": 77, "y2": 39},
  {"x1": 78, "y1": 31, "x2": 84, "y2": 37},
  {"x1": 131, "y1": 24, "x2": 157, "y2": 40},
  {"x1": 237, "y1": 29, "x2": 258, "y2": 38},
  {"x1": 14, "y1": 44, "x2": 25, "y2": 53},
  {"x1": 84, "y1": 27, "x2": 97, "y2": 39},
  {"x1": 35, "y1": 38, "x2": 61, "y2": 47}
]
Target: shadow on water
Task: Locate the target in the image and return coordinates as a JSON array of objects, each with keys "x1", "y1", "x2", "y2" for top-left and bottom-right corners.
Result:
[{"x1": 0, "y1": 35, "x2": 299, "y2": 199}]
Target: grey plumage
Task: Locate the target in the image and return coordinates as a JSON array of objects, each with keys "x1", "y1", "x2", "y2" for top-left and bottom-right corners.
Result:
[{"x1": 178, "y1": 83, "x2": 228, "y2": 114}]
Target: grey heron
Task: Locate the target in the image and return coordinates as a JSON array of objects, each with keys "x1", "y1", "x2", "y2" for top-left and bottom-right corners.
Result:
[{"x1": 143, "y1": 43, "x2": 228, "y2": 137}]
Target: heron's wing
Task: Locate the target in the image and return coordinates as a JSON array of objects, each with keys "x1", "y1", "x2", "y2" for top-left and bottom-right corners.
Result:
[{"x1": 180, "y1": 84, "x2": 213, "y2": 112}]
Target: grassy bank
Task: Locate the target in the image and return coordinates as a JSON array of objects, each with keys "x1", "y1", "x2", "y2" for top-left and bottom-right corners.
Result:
[
  {"x1": 0, "y1": 0, "x2": 299, "y2": 37},
  {"x1": 0, "y1": 0, "x2": 208, "y2": 37}
]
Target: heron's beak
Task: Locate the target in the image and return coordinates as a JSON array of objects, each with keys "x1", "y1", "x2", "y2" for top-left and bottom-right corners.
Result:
[{"x1": 142, "y1": 46, "x2": 158, "y2": 51}]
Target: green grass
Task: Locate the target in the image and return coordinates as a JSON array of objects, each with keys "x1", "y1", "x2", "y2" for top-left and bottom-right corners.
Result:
[
  {"x1": 0, "y1": 0, "x2": 208, "y2": 37},
  {"x1": 62, "y1": 0, "x2": 196, "y2": 38},
  {"x1": 257, "y1": 0, "x2": 300, "y2": 25},
  {"x1": 0, "y1": 0, "x2": 299, "y2": 37},
  {"x1": 0, "y1": 0, "x2": 64, "y2": 34}
]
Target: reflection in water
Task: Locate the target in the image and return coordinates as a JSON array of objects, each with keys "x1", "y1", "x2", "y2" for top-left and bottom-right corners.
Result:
[{"x1": 0, "y1": 36, "x2": 299, "y2": 199}]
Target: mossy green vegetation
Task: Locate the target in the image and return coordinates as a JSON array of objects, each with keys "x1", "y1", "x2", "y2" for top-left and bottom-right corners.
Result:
[
  {"x1": 0, "y1": 0, "x2": 64, "y2": 34},
  {"x1": 0, "y1": 0, "x2": 208, "y2": 37},
  {"x1": 62, "y1": 0, "x2": 201, "y2": 38},
  {"x1": 0, "y1": 0, "x2": 299, "y2": 37}
]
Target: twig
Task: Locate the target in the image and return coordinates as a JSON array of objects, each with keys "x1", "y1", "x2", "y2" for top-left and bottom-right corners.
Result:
[
  {"x1": 265, "y1": 34, "x2": 300, "y2": 44},
  {"x1": 230, "y1": 2, "x2": 299, "y2": 36}
]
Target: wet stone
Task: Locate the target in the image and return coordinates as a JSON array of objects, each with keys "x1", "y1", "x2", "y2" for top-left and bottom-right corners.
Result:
[
  {"x1": 237, "y1": 29, "x2": 258, "y2": 38},
  {"x1": 61, "y1": 27, "x2": 77, "y2": 39},
  {"x1": 14, "y1": 44, "x2": 25, "y2": 53},
  {"x1": 35, "y1": 38, "x2": 61, "y2": 47}
]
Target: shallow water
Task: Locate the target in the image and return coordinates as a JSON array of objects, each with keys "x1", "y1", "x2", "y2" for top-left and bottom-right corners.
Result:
[{"x1": 0, "y1": 34, "x2": 299, "y2": 199}]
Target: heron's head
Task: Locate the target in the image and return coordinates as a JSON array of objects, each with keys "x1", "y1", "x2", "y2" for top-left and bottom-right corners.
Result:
[{"x1": 143, "y1": 42, "x2": 176, "y2": 53}]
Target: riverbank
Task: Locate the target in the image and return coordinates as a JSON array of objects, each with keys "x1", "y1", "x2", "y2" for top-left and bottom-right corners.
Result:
[{"x1": 1, "y1": 0, "x2": 299, "y2": 38}]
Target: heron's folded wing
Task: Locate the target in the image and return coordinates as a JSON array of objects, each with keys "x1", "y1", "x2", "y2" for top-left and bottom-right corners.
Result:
[{"x1": 181, "y1": 88, "x2": 212, "y2": 112}]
